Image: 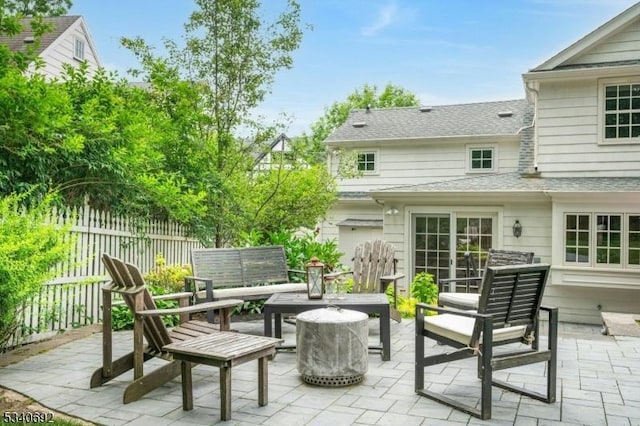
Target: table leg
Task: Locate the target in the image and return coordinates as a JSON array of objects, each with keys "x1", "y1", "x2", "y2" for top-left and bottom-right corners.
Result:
[
  {"x1": 274, "y1": 313, "x2": 282, "y2": 338},
  {"x1": 181, "y1": 361, "x2": 193, "y2": 411},
  {"x1": 380, "y1": 307, "x2": 391, "y2": 361},
  {"x1": 220, "y1": 366, "x2": 231, "y2": 421},
  {"x1": 264, "y1": 308, "x2": 273, "y2": 337},
  {"x1": 258, "y1": 356, "x2": 268, "y2": 406}
]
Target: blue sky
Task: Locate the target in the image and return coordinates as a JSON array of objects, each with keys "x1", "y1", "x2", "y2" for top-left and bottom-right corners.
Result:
[{"x1": 69, "y1": 0, "x2": 639, "y2": 137}]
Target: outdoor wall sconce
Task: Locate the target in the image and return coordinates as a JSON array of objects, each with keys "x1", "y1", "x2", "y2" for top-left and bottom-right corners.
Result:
[
  {"x1": 305, "y1": 257, "x2": 324, "y2": 299},
  {"x1": 385, "y1": 207, "x2": 399, "y2": 216},
  {"x1": 513, "y1": 220, "x2": 523, "y2": 238}
]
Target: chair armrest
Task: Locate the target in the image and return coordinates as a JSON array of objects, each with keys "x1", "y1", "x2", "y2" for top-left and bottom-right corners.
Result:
[
  {"x1": 324, "y1": 270, "x2": 353, "y2": 280},
  {"x1": 380, "y1": 272, "x2": 404, "y2": 282},
  {"x1": 137, "y1": 299, "x2": 243, "y2": 318},
  {"x1": 415, "y1": 302, "x2": 487, "y2": 319},
  {"x1": 288, "y1": 268, "x2": 306, "y2": 276},
  {"x1": 438, "y1": 276, "x2": 482, "y2": 292}
]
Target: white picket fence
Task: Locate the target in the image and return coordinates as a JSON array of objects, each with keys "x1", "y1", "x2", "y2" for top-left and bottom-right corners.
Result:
[{"x1": 9, "y1": 205, "x2": 202, "y2": 348}]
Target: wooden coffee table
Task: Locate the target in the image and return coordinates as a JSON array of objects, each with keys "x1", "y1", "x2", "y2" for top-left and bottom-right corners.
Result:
[{"x1": 263, "y1": 293, "x2": 391, "y2": 360}]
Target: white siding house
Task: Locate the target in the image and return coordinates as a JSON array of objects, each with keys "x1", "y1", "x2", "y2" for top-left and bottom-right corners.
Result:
[
  {"x1": 0, "y1": 15, "x2": 101, "y2": 79},
  {"x1": 320, "y1": 4, "x2": 640, "y2": 324}
]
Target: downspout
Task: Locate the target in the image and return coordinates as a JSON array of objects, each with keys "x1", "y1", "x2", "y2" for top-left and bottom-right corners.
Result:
[{"x1": 520, "y1": 81, "x2": 540, "y2": 173}]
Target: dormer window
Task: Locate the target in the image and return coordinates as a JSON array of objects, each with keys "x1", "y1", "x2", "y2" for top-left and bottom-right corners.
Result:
[{"x1": 74, "y1": 37, "x2": 85, "y2": 61}]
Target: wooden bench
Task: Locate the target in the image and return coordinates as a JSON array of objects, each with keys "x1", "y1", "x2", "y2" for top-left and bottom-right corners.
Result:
[{"x1": 184, "y1": 246, "x2": 308, "y2": 317}]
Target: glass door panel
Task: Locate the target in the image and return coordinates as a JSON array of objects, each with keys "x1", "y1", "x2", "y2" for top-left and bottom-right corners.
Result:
[{"x1": 414, "y1": 215, "x2": 450, "y2": 284}]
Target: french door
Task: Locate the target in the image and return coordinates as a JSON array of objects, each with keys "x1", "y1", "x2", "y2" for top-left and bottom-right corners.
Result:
[{"x1": 413, "y1": 213, "x2": 495, "y2": 285}]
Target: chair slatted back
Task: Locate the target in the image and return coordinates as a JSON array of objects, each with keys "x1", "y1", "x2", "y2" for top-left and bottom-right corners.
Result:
[
  {"x1": 472, "y1": 263, "x2": 550, "y2": 344},
  {"x1": 475, "y1": 249, "x2": 534, "y2": 292},
  {"x1": 102, "y1": 253, "x2": 172, "y2": 353},
  {"x1": 241, "y1": 246, "x2": 290, "y2": 285},
  {"x1": 352, "y1": 240, "x2": 397, "y2": 294}
]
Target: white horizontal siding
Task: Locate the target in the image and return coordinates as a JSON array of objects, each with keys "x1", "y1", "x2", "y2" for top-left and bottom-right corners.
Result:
[
  {"x1": 568, "y1": 21, "x2": 640, "y2": 65},
  {"x1": 39, "y1": 22, "x2": 100, "y2": 79},
  {"x1": 332, "y1": 139, "x2": 520, "y2": 192},
  {"x1": 536, "y1": 79, "x2": 640, "y2": 176}
]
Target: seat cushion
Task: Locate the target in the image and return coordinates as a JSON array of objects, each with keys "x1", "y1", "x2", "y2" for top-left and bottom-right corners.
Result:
[
  {"x1": 438, "y1": 292, "x2": 480, "y2": 309},
  {"x1": 196, "y1": 283, "x2": 307, "y2": 300},
  {"x1": 423, "y1": 313, "x2": 526, "y2": 346}
]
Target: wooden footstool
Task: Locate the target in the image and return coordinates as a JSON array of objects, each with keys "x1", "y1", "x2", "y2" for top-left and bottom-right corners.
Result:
[{"x1": 163, "y1": 332, "x2": 283, "y2": 421}]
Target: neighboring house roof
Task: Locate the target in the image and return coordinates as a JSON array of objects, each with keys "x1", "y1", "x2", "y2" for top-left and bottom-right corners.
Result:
[
  {"x1": 1, "y1": 15, "x2": 78, "y2": 54},
  {"x1": 0, "y1": 15, "x2": 101, "y2": 67},
  {"x1": 372, "y1": 172, "x2": 640, "y2": 195},
  {"x1": 325, "y1": 99, "x2": 532, "y2": 143},
  {"x1": 528, "y1": 2, "x2": 640, "y2": 73},
  {"x1": 254, "y1": 133, "x2": 290, "y2": 163}
]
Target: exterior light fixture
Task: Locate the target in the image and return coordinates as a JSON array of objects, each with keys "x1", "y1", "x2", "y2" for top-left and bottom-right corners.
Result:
[
  {"x1": 305, "y1": 257, "x2": 324, "y2": 299},
  {"x1": 385, "y1": 207, "x2": 399, "y2": 216},
  {"x1": 513, "y1": 220, "x2": 523, "y2": 238}
]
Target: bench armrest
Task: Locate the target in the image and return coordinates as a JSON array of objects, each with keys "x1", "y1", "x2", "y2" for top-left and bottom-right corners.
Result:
[
  {"x1": 288, "y1": 268, "x2": 306, "y2": 276},
  {"x1": 137, "y1": 299, "x2": 243, "y2": 317}
]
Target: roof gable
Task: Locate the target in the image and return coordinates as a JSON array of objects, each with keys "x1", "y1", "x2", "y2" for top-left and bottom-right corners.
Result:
[
  {"x1": 531, "y1": 3, "x2": 640, "y2": 72},
  {"x1": 0, "y1": 15, "x2": 101, "y2": 67}
]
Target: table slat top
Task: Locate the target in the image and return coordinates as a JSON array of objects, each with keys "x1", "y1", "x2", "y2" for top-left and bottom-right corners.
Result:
[{"x1": 163, "y1": 332, "x2": 282, "y2": 361}]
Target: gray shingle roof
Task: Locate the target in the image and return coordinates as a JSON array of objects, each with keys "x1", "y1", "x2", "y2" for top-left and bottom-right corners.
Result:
[
  {"x1": 0, "y1": 16, "x2": 80, "y2": 55},
  {"x1": 373, "y1": 172, "x2": 640, "y2": 194},
  {"x1": 325, "y1": 99, "x2": 532, "y2": 143}
]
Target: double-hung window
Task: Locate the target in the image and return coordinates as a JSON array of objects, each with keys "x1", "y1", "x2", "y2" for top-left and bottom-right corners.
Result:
[
  {"x1": 74, "y1": 37, "x2": 85, "y2": 61},
  {"x1": 602, "y1": 81, "x2": 640, "y2": 141},
  {"x1": 564, "y1": 212, "x2": 640, "y2": 268}
]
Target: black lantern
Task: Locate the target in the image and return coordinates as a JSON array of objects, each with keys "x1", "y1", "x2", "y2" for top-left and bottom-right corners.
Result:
[
  {"x1": 513, "y1": 220, "x2": 523, "y2": 238},
  {"x1": 305, "y1": 257, "x2": 324, "y2": 299}
]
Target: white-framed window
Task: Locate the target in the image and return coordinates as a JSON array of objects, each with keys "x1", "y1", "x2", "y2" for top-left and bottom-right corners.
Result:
[
  {"x1": 466, "y1": 146, "x2": 496, "y2": 172},
  {"x1": 564, "y1": 212, "x2": 640, "y2": 268},
  {"x1": 357, "y1": 151, "x2": 377, "y2": 174},
  {"x1": 599, "y1": 78, "x2": 640, "y2": 143},
  {"x1": 74, "y1": 37, "x2": 85, "y2": 61}
]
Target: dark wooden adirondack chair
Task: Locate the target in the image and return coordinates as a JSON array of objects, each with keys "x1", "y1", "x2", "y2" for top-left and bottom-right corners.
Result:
[
  {"x1": 438, "y1": 249, "x2": 535, "y2": 310},
  {"x1": 90, "y1": 253, "x2": 244, "y2": 404},
  {"x1": 326, "y1": 240, "x2": 404, "y2": 322},
  {"x1": 415, "y1": 263, "x2": 558, "y2": 420}
]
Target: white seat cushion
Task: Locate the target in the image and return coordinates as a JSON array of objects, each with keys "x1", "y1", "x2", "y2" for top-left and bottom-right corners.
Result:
[
  {"x1": 423, "y1": 313, "x2": 526, "y2": 346},
  {"x1": 438, "y1": 292, "x2": 480, "y2": 309},
  {"x1": 196, "y1": 283, "x2": 307, "y2": 300}
]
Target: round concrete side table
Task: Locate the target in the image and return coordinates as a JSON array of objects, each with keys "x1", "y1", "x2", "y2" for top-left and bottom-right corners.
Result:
[{"x1": 296, "y1": 307, "x2": 368, "y2": 387}]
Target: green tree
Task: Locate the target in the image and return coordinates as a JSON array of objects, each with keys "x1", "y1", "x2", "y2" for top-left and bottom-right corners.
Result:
[
  {"x1": 122, "y1": 0, "x2": 328, "y2": 246},
  {"x1": 0, "y1": 192, "x2": 75, "y2": 350},
  {"x1": 300, "y1": 83, "x2": 420, "y2": 165}
]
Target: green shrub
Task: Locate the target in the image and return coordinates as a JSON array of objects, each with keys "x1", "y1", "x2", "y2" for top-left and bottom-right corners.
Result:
[
  {"x1": 240, "y1": 228, "x2": 344, "y2": 276},
  {"x1": 145, "y1": 253, "x2": 192, "y2": 293},
  {"x1": 111, "y1": 285, "x2": 179, "y2": 331},
  {"x1": 393, "y1": 272, "x2": 438, "y2": 318},
  {"x1": 0, "y1": 193, "x2": 75, "y2": 350}
]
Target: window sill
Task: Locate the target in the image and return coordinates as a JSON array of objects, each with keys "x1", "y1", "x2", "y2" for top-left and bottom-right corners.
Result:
[{"x1": 551, "y1": 265, "x2": 640, "y2": 290}]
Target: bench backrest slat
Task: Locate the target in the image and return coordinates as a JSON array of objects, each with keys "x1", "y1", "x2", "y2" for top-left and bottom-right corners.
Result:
[{"x1": 192, "y1": 246, "x2": 289, "y2": 288}]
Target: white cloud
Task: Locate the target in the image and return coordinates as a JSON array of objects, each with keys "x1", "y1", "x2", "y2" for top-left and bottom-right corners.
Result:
[{"x1": 361, "y1": 4, "x2": 400, "y2": 37}]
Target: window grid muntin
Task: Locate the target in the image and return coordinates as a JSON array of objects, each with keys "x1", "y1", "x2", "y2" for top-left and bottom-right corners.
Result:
[
  {"x1": 564, "y1": 212, "x2": 640, "y2": 269},
  {"x1": 470, "y1": 148, "x2": 494, "y2": 170},
  {"x1": 74, "y1": 37, "x2": 85, "y2": 60},
  {"x1": 357, "y1": 152, "x2": 376, "y2": 172},
  {"x1": 565, "y1": 214, "x2": 590, "y2": 264},
  {"x1": 596, "y1": 214, "x2": 622, "y2": 265},
  {"x1": 604, "y1": 83, "x2": 640, "y2": 139}
]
